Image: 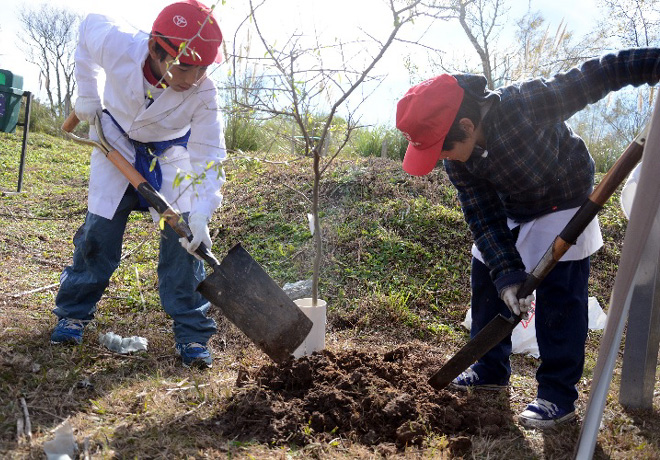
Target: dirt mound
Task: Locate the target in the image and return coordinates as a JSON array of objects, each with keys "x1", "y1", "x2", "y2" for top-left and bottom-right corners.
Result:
[{"x1": 214, "y1": 346, "x2": 513, "y2": 455}]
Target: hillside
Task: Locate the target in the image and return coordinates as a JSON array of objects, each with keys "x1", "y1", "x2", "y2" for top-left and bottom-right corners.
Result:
[{"x1": 1, "y1": 129, "x2": 657, "y2": 459}]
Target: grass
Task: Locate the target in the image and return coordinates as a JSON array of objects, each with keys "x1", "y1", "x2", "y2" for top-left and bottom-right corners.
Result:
[{"x1": 1, "y1": 127, "x2": 659, "y2": 458}]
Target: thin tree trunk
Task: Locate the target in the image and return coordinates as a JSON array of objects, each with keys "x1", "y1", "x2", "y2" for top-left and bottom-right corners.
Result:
[{"x1": 311, "y1": 150, "x2": 322, "y2": 306}]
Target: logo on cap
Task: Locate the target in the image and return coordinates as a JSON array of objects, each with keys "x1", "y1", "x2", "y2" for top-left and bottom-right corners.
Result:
[{"x1": 173, "y1": 15, "x2": 188, "y2": 28}]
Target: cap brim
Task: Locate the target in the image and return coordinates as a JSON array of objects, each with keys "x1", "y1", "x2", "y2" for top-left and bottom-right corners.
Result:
[{"x1": 402, "y1": 142, "x2": 443, "y2": 176}]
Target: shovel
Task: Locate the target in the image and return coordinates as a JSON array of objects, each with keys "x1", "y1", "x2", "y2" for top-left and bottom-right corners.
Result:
[
  {"x1": 62, "y1": 112, "x2": 313, "y2": 363},
  {"x1": 428, "y1": 123, "x2": 649, "y2": 390}
]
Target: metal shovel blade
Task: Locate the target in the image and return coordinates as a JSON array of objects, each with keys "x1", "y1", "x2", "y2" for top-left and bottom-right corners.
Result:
[
  {"x1": 428, "y1": 313, "x2": 519, "y2": 390},
  {"x1": 197, "y1": 243, "x2": 313, "y2": 363}
]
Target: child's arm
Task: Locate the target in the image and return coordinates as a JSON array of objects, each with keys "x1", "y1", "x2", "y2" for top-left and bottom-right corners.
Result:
[
  {"x1": 74, "y1": 15, "x2": 115, "y2": 117},
  {"x1": 186, "y1": 84, "x2": 227, "y2": 221}
]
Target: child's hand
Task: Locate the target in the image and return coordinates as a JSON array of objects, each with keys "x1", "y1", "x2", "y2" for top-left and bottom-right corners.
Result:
[
  {"x1": 179, "y1": 213, "x2": 212, "y2": 257},
  {"x1": 75, "y1": 97, "x2": 102, "y2": 123},
  {"x1": 500, "y1": 285, "x2": 534, "y2": 319}
]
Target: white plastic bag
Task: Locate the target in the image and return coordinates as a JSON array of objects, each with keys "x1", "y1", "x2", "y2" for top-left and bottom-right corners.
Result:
[
  {"x1": 43, "y1": 420, "x2": 76, "y2": 460},
  {"x1": 620, "y1": 162, "x2": 642, "y2": 219},
  {"x1": 99, "y1": 332, "x2": 148, "y2": 354},
  {"x1": 462, "y1": 296, "x2": 606, "y2": 358},
  {"x1": 511, "y1": 301, "x2": 540, "y2": 357}
]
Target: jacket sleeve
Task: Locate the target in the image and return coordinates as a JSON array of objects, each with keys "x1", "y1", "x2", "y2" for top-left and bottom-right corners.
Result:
[
  {"x1": 444, "y1": 159, "x2": 527, "y2": 293},
  {"x1": 522, "y1": 48, "x2": 660, "y2": 125},
  {"x1": 187, "y1": 84, "x2": 227, "y2": 219},
  {"x1": 75, "y1": 14, "x2": 116, "y2": 101}
]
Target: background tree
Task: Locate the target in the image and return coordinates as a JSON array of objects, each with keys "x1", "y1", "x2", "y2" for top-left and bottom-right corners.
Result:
[
  {"x1": 597, "y1": 0, "x2": 660, "y2": 48},
  {"x1": 506, "y1": 11, "x2": 599, "y2": 82},
  {"x1": 452, "y1": 0, "x2": 508, "y2": 88},
  {"x1": 17, "y1": 4, "x2": 81, "y2": 118},
  {"x1": 422, "y1": 0, "x2": 600, "y2": 86}
]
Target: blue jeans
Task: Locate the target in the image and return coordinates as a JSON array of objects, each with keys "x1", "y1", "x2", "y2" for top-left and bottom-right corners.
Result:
[
  {"x1": 470, "y1": 256, "x2": 589, "y2": 412},
  {"x1": 54, "y1": 187, "x2": 217, "y2": 344}
]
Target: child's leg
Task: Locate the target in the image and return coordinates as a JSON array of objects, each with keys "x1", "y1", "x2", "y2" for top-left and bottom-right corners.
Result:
[
  {"x1": 157, "y1": 215, "x2": 217, "y2": 344},
  {"x1": 469, "y1": 256, "x2": 513, "y2": 384},
  {"x1": 534, "y1": 258, "x2": 590, "y2": 412},
  {"x1": 54, "y1": 188, "x2": 136, "y2": 320}
]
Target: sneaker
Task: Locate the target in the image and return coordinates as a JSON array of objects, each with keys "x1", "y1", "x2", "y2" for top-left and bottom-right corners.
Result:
[
  {"x1": 449, "y1": 367, "x2": 508, "y2": 391},
  {"x1": 175, "y1": 342, "x2": 213, "y2": 369},
  {"x1": 50, "y1": 318, "x2": 86, "y2": 345},
  {"x1": 518, "y1": 398, "x2": 576, "y2": 428}
]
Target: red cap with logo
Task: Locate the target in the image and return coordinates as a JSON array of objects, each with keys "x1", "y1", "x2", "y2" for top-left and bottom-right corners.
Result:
[
  {"x1": 152, "y1": 0, "x2": 223, "y2": 66},
  {"x1": 396, "y1": 74, "x2": 464, "y2": 176}
]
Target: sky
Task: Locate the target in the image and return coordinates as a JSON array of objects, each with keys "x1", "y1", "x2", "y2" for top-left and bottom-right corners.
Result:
[{"x1": 0, "y1": 0, "x2": 600, "y2": 126}]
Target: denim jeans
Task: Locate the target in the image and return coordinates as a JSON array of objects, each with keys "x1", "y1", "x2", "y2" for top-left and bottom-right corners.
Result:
[
  {"x1": 54, "y1": 187, "x2": 217, "y2": 344},
  {"x1": 470, "y1": 256, "x2": 589, "y2": 412}
]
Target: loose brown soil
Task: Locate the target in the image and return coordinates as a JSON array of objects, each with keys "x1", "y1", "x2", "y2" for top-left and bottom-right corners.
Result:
[{"x1": 215, "y1": 346, "x2": 516, "y2": 455}]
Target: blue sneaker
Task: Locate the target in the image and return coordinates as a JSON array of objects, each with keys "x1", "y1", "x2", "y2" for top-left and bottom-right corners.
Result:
[
  {"x1": 50, "y1": 318, "x2": 86, "y2": 345},
  {"x1": 175, "y1": 342, "x2": 213, "y2": 368},
  {"x1": 449, "y1": 367, "x2": 508, "y2": 391},
  {"x1": 518, "y1": 398, "x2": 576, "y2": 428}
]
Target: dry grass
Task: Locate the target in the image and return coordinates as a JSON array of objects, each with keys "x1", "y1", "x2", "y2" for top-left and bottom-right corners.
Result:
[{"x1": 1, "y1": 129, "x2": 660, "y2": 458}]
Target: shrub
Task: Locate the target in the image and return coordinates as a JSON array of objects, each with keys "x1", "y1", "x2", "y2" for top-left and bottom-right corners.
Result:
[
  {"x1": 352, "y1": 126, "x2": 408, "y2": 160},
  {"x1": 19, "y1": 98, "x2": 89, "y2": 138},
  {"x1": 586, "y1": 135, "x2": 627, "y2": 173},
  {"x1": 224, "y1": 112, "x2": 263, "y2": 153}
]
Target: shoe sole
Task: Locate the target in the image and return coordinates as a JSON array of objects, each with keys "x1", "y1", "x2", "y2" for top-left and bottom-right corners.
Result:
[
  {"x1": 50, "y1": 338, "x2": 83, "y2": 345},
  {"x1": 176, "y1": 350, "x2": 213, "y2": 369},
  {"x1": 449, "y1": 383, "x2": 508, "y2": 392},
  {"x1": 182, "y1": 358, "x2": 213, "y2": 369},
  {"x1": 518, "y1": 411, "x2": 576, "y2": 429}
]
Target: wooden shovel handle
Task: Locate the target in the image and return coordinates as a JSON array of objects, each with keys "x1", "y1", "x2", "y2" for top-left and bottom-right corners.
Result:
[{"x1": 61, "y1": 112, "x2": 81, "y2": 133}]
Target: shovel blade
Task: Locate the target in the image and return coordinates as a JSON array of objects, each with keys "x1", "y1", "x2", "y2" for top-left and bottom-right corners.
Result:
[
  {"x1": 428, "y1": 313, "x2": 519, "y2": 390},
  {"x1": 197, "y1": 243, "x2": 313, "y2": 363}
]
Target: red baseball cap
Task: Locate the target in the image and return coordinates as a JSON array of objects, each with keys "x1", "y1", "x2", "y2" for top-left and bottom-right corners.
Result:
[
  {"x1": 152, "y1": 0, "x2": 223, "y2": 66},
  {"x1": 396, "y1": 74, "x2": 464, "y2": 176}
]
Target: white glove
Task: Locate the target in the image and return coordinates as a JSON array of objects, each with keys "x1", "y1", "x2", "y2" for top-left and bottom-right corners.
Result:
[
  {"x1": 74, "y1": 96, "x2": 102, "y2": 123},
  {"x1": 500, "y1": 285, "x2": 534, "y2": 319},
  {"x1": 179, "y1": 213, "x2": 212, "y2": 256}
]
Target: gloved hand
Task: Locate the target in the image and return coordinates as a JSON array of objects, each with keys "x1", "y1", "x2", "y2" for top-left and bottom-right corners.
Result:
[
  {"x1": 74, "y1": 96, "x2": 102, "y2": 123},
  {"x1": 500, "y1": 285, "x2": 534, "y2": 319},
  {"x1": 179, "y1": 213, "x2": 212, "y2": 256}
]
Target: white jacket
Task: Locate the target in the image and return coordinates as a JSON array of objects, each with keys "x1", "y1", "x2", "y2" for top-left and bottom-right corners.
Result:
[{"x1": 75, "y1": 14, "x2": 226, "y2": 221}]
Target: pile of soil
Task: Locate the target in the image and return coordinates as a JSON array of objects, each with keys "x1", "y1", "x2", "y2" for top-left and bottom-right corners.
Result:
[{"x1": 214, "y1": 346, "x2": 514, "y2": 455}]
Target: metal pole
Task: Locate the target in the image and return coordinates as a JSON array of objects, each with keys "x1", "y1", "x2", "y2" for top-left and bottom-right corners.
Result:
[
  {"x1": 619, "y1": 222, "x2": 660, "y2": 409},
  {"x1": 16, "y1": 91, "x2": 32, "y2": 193}
]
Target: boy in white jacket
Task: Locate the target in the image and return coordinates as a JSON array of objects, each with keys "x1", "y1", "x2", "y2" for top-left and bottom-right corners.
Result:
[{"x1": 51, "y1": 0, "x2": 226, "y2": 368}]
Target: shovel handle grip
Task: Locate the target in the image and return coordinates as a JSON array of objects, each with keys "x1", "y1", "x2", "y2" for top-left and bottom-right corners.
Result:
[
  {"x1": 61, "y1": 111, "x2": 220, "y2": 268},
  {"x1": 62, "y1": 112, "x2": 81, "y2": 133}
]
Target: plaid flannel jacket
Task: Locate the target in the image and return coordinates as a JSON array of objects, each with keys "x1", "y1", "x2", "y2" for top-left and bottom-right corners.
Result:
[{"x1": 444, "y1": 48, "x2": 660, "y2": 292}]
